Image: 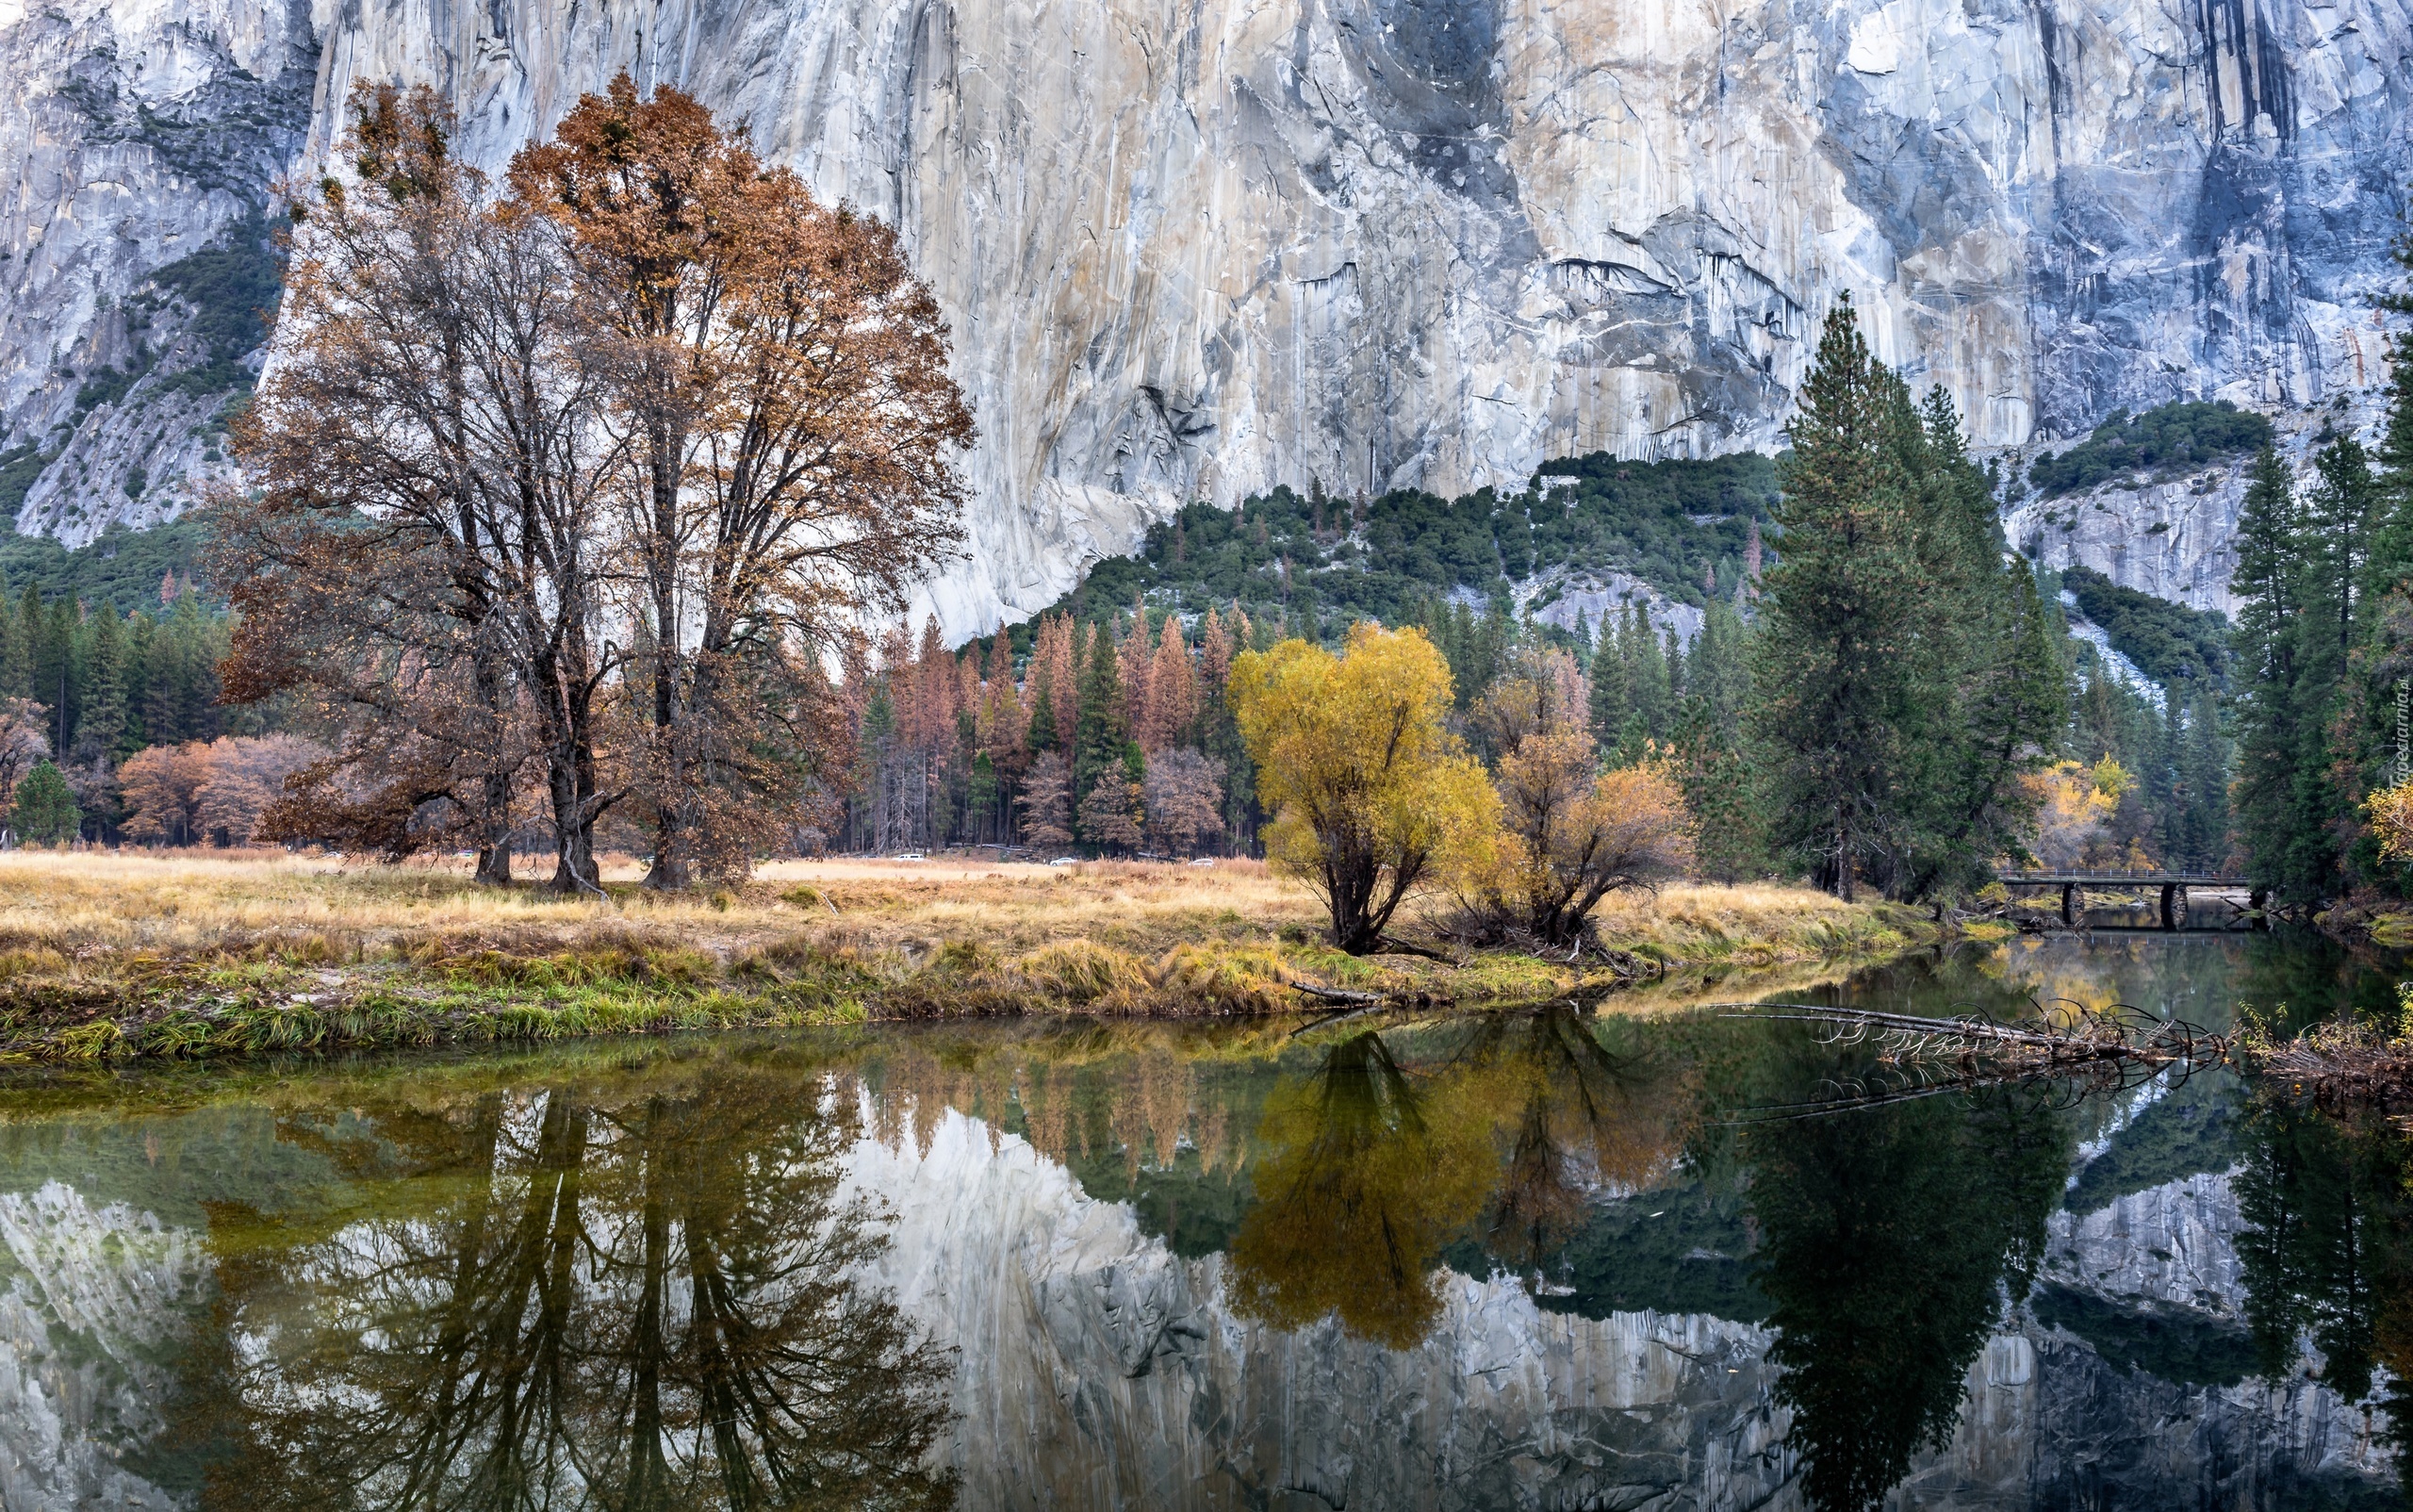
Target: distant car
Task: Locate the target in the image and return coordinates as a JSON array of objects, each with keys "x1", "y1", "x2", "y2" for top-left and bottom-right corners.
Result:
[
  {"x1": 1049, "y1": 857, "x2": 1079, "y2": 866},
  {"x1": 1187, "y1": 857, "x2": 1216, "y2": 867},
  {"x1": 894, "y1": 852, "x2": 926, "y2": 862}
]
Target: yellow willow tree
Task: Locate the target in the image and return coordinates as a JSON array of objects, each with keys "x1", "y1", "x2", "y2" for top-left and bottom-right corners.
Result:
[
  {"x1": 511, "y1": 76, "x2": 972, "y2": 887},
  {"x1": 1228, "y1": 624, "x2": 1499, "y2": 954}
]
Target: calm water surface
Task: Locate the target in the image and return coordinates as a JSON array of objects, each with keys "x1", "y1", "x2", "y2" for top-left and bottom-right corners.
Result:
[{"x1": 1, "y1": 933, "x2": 2408, "y2": 1511}]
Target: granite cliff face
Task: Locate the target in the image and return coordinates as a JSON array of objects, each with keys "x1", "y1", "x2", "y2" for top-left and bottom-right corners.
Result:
[
  {"x1": 3, "y1": 0, "x2": 2410, "y2": 629},
  {"x1": 0, "y1": 0, "x2": 316, "y2": 544}
]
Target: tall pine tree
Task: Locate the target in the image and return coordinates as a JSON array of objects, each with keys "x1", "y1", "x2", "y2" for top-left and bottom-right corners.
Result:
[
  {"x1": 1750, "y1": 298, "x2": 2064, "y2": 900},
  {"x1": 1749, "y1": 295, "x2": 1920, "y2": 899},
  {"x1": 2231, "y1": 444, "x2": 2323, "y2": 899}
]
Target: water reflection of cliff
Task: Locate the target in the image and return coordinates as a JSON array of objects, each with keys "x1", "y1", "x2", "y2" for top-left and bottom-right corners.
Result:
[
  {"x1": 842, "y1": 996, "x2": 2401, "y2": 1510},
  {"x1": 0, "y1": 938, "x2": 2406, "y2": 1511}
]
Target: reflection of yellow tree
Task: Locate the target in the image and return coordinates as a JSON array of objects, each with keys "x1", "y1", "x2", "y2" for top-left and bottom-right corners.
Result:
[
  {"x1": 1225, "y1": 1032, "x2": 1492, "y2": 1349},
  {"x1": 205, "y1": 1069, "x2": 956, "y2": 1511}
]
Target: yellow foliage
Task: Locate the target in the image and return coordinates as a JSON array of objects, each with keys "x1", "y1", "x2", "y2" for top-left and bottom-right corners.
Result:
[
  {"x1": 2370, "y1": 779, "x2": 2413, "y2": 863},
  {"x1": 2088, "y1": 754, "x2": 2136, "y2": 801},
  {"x1": 1225, "y1": 1031, "x2": 1495, "y2": 1347},
  {"x1": 2020, "y1": 757, "x2": 2146, "y2": 870},
  {"x1": 1228, "y1": 625, "x2": 1502, "y2": 949}
]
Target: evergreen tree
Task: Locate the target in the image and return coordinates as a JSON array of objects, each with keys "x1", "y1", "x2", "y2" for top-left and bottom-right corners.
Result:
[
  {"x1": 1627, "y1": 603, "x2": 1669, "y2": 743},
  {"x1": 1071, "y1": 627, "x2": 1129, "y2": 814},
  {"x1": 1883, "y1": 392, "x2": 2065, "y2": 896},
  {"x1": 966, "y1": 749, "x2": 999, "y2": 845},
  {"x1": 1687, "y1": 598, "x2": 1749, "y2": 735},
  {"x1": 2231, "y1": 444, "x2": 2328, "y2": 900},
  {"x1": 1749, "y1": 295, "x2": 1920, "y2": 899},
  {"x1": 1588, "y1": 609, "x2": 1632, "y2": 748},
  {"x1": 0, "y1": 600, "x2": 24, "y2": 701},
  {"x1": 1675, "y1": 694, "x2": 1759, "y2": 880},
  {"x1": 2174, "y1": 684, "x2": 2233, "y2": 871},
  {"x1": 74, "y1": 601, "x2": 130, "y2": 762},
  {"x1": 1749, "y1": 304, "x2": 2062, "y2": 900},
  {"x1": 121, "y1": 610, "x2": 154, "y2": 749},
  {"x1": 2307, "y1": 437, "x2": 2382, "y2": 659},
  {"x1": 140, "y1": 594, "x2": 222, "y2": 747},
  {"x1": 1026, "y1": 657, "x2": 1060, "y2": 756},
  {"x1": 26, "y1": 590, "x2": 67, "y2": 756},
  {"x1": 10, "y1": 760, "x2": 78, "y2": 846}
]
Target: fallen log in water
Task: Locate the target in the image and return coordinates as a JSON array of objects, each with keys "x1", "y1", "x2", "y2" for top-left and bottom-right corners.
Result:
[
  {"x1": 2236, "y1": 1021, "x2": 2413, "y2": 1110},
  {"x1": 1712, "y1": 1001, "x2": 2232, "y2": 1074}
]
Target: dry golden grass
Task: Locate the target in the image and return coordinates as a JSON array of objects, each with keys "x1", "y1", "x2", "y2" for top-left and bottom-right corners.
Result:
[
  {"x1": 0, "y1": 850, "x2": 1915, "y2": 970},
  {"x1": 0, "y1": 850, "x2": 1313, "y2": 959},
  {"x1": 0, "y1": 848, "x2": 1931, "y2": 1061}
]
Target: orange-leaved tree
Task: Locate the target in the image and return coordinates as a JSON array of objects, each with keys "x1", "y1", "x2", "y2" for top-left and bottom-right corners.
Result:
[
  {"x1": 510, "y1": 75, "x2": 970, "y2": 887},
  {"x1": 1228, "y1": 624, "x2": 1498, "y2": 954},
  {"x1": 1469, "y1": 649, "x2": 1694, "y2": 949}
]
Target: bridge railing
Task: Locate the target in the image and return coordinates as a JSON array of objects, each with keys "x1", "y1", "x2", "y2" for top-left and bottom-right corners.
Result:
[{"x1": 1994, "y1": 872, "x2": 2249, "y2": 887}]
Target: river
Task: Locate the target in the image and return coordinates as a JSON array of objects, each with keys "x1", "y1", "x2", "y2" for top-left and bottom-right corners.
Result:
[{"x1": 0, "y1": 932, "x2": 2404, "y2": 1510}]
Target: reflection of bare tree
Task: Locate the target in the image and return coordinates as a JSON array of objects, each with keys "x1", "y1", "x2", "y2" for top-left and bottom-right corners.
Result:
[
  {"x1": 1458, "y1": 1006, "x2": 1650, "y2": 1275},
  {"x1": 204, "y1": 1074, "x2": 955, "y2": 1512}
]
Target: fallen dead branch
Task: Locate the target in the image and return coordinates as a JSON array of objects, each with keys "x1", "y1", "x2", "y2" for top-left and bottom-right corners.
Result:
[
  {"x1": 1713, "y1": 1000, "x2": 2232, "y2": 1075},
  {"x1": 2237, "y1": 1018, "x2": 2413, "y2": 1111}
]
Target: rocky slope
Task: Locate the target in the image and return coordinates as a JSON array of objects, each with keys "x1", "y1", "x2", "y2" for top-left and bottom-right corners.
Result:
[
  {"x1": 2, "y1": 0, "x2": 2410, "y2": 632},
  {"x1": 2003, "y1": 394, "x2": 2391, "y2": 617}
]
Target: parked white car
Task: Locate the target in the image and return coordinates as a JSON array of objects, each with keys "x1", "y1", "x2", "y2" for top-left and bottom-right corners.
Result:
[{"x1": 1048, "y1": 857, "x2": 1079, "y2": 866}]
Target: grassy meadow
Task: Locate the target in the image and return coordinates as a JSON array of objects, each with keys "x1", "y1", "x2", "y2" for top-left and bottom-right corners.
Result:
[{"x1": 0, "y1": 848, "x2": 1933, "y2": 1062}]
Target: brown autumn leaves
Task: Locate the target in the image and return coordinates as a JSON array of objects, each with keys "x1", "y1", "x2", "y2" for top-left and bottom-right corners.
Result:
[{"x1": 214, "y1": 77, "x2": 972, "y2": 892}]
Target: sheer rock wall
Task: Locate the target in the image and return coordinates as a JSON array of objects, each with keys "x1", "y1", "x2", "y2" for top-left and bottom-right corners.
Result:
[{"x1": 4, "y1": 0, "x2": 2410, "y2": 631}]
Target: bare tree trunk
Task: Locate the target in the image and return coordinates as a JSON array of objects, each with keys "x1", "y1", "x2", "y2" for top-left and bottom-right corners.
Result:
[
  {"x1": 471, "y1": 651, "x2": 514, "y2": 884},
  {"x1": 1835, "y1": 808, "x2": 1857, "y2": 903},
  {"x1": 474, "y1": 770, "x2": 515, "y2": 885}
]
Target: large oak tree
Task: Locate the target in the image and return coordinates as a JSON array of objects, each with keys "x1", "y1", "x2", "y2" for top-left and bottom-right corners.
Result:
[{"x1": 511, "y1": 77, "x2": 971, "y2": 887}]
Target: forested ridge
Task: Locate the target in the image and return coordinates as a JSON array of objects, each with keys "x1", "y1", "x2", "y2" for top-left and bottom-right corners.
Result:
[{"x1": 1044, "y1": 452, "x2": 1778, "y2": 651}]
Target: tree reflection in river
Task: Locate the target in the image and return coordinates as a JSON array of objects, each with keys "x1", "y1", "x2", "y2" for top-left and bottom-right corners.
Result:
[
  {"x1": 1454, "y1": 1005, "x2": 1689, "y2": 1277},
  {"x1": 2238, "y1": 1094, "x2": 2413, "y2": 1477},
  {"x1": 1226, "y1": 1010, "x2": 1690, "y2": 1345},
  {"x1": 1742, "y1": 1086, "x2": 2072, "y2": 1512},
  {"x1": 198, "y1": 1068, "x2": 956, "y2": 1511},
  {"x1": 1225, "y1": 1031, "x2": 1493, "y2": 1348}
]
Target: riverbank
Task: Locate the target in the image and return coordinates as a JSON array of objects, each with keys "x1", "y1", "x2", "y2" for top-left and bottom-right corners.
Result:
[{"x1": 0, "y1": 851, "x2": 1935, "y2": 1062}]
